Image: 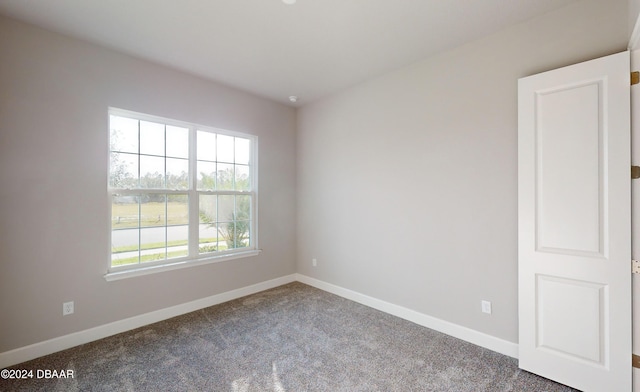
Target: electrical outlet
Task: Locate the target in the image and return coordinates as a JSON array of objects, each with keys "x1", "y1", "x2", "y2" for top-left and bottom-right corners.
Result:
[
  {"x1": 481, "y1": 300, "x2": 492, "y2": 314},
  {"x1": 312, "y1": 258, "x2": 317, "y2": 267},
  {"x1": 63, "y1": 301, "x2": 74, "y2": 316}
]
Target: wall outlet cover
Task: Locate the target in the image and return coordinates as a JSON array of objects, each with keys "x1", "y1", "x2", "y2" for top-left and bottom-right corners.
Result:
[
  {"x1": 63, "y1": 301, "x2": 74, "y2": 316},
  {"x1": 481, "y1": 300, "x2": 492, "y2": 314}
]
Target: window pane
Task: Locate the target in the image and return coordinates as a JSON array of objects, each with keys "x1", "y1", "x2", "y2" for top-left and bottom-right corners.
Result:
[
  {"x1": 199, "y1": 194, "x2": 217, "y2": 224},
  {"x1": 110, "y1": 115, "x2": 138, "y2": 153},
  {"x1": 197, "y1": 161, "x2": 216, "y2": 190},
  {"x1": 236, "y1": 195, "x2": 251, "y2": 220},
  {"x1": 166, "y1": 125, "x2": 189, "y2": 159},
  {"x1": 235, "y1": 137, "x2": 250, "y2": 165},
  {"x1": 217, "y1": 163, "x2": 234, "y2": 190},
  {"x1": 168, "y1": 225, "x2": 188, "y2": 259},
  {"x1": 167, "y1": 194, "x2": 188, "y2": 225},
  {"x1": 234, "y1": 221, "x2": 251, "y2": 248},
  {"x1": 111, "y1": 194, "x2": 139, "y2": 229},
  {"x1": 235, "y1": 195, "x2": 251, "y2": 249},
  {"x1": 111, "y1": 194, "x2": 139, "y2": 267},
  {"x1": 166, "y1": 158, "x2": 189, "y2": 190},
  {"x1": 140, "y1": 194, "x2": 165, "y2": 228},
  {"x1": 140, "y1": 121, "x2": 165, "y2": 156},
  {"x1": 218, "y1": 195, "x2": 235, "y2": 250},
  {"x1": 199, "y1": 223, "x2": 218, "y2": 254},
  {"x1": 217, "y1": 134, "x2": 234, "y2": 163},
  {"x1": 110, "y1": 152, "x2": 138, "y2": 188},
  {"x1": 199, "y1": 194, "x2": 218, "y2": 254},
  {"x1": 235, "y1": 164, "x2": 250, "y2": 191},
  {"x1": 197, "y1": 130, "x2": 216, "y2": 161},
  {"x1": 140, "y1": 155, "x2": 165, "y2": 188},
  {"x1": 111, "y1": 229, "x2": 139, "y2": 267},
  {"x1": 168, "y1": 195, "x2": 188, "y2": 259},
  {"x1": 218, "y1": 195, "x2": 234, "y2": 220},
  {"x1": 141, "y1": 227, "x2": 166, "y2": 263}
]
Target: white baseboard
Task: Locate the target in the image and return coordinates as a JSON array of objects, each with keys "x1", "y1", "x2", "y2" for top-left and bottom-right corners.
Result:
[
  {"x1": 0, "y1": 274, "x2": 297, "y2": 369},
  {"x1": 295, "y1": 273, "x2": 519, "y2": 359},
  {"x1": 1, "y1": 273, "x2": 518, "y2": 369}
]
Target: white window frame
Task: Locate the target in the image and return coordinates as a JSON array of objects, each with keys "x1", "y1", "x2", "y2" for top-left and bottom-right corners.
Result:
[{"x1": 105, "y1": 108, "x2": 259, "y2": 281}]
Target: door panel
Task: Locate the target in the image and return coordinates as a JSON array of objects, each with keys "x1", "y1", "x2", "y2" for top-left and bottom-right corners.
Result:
[
  {"x1": 536, "y1": 275, "x2": 606, "y2": 365},
  {"x1": 536, "y1": 81, "x2": 603, "y2": 256},
  {"x1": 518, "y1": 51, "x2": 631, "y2": 392}
]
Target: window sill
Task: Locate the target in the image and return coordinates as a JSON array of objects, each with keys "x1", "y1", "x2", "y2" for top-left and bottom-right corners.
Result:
[{"x1": 104, "y1": 249, "x2": 262, "y2": 281}]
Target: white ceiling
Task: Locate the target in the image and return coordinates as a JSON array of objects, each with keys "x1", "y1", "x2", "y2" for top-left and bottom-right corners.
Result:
[{"x1": 0, "y1": 0, "x2": 577, "y2": 106}]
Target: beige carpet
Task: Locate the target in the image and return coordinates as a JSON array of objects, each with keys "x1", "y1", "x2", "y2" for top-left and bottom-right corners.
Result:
[{"x1": 3, "y1": 282, "x2": 576, "y2": 391}]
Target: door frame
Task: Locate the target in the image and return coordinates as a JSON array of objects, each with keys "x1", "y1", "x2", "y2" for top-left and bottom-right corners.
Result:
[{"x1": 629, "y1": 14, "x2": 640, "y2": 392}]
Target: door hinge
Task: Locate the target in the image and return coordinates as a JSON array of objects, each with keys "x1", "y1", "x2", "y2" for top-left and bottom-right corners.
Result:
[
  {"x1": 633, "y1": 260, "x2": 640, "y2": 274},
  {"x1": 633, "y1": 166, "x2": 640, "y2": 179},
  {"x1": 632, "y1": 71, "x2": 640, "y2": 85},
  {"x1": 634, "y1": 354, "x2": 640, "y2": 368}
]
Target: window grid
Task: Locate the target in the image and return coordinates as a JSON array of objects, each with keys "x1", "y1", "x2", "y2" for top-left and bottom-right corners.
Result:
[
  {"x1": 196, "y1": 131, "x2": 253, "y2": 256},
  {"x1": 108, "y1": 108, "x2": 256, "y2": 272}
]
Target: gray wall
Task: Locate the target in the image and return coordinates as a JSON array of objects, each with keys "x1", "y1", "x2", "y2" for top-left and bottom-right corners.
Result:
[
  {"x1": 0, "y1": 0, "x2": 631, "y2": 357},
  {"x1": 0, "y1": 16, "x2": 296, "y2": 353},
  {"x1": 631, "y1": 0, "x2": 640, "y2": 37},
  {"x1": 296, "y1": 0, "x2": 628, "y2": 344}
]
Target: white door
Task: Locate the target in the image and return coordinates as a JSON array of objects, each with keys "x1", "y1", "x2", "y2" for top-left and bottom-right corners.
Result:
[{"x1": 518, "y1": 51, "x2": 631, "y2": 391}]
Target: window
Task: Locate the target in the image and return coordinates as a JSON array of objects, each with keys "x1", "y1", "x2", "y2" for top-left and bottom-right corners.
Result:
[{"x1": 108, "y1": 108, "x2": 257, "y2": 277}]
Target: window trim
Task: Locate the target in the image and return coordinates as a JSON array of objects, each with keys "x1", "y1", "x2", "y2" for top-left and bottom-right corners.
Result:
[
  {"x1": 105, "y1": 107, "x2": 259, "y2": 280},
  {"x1": 104, "y1": 249, "x2": 261, "y2": 281}
]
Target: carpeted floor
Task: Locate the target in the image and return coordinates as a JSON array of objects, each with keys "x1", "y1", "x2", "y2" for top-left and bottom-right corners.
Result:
[{"x1": 3, "y1": 282, "x2": 576, "y2": 391}]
